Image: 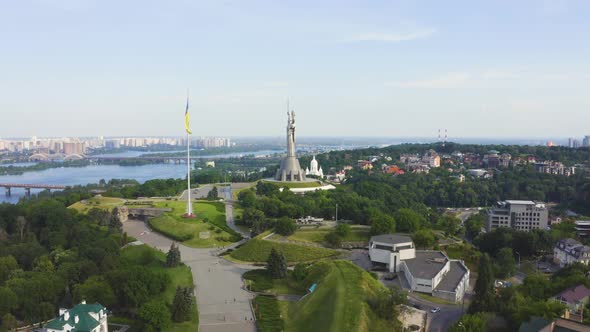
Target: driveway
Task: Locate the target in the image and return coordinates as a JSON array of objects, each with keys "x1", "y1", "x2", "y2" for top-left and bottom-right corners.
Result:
[{"x1": 123, "y1": 212, "x2": 256, "y2": 331}]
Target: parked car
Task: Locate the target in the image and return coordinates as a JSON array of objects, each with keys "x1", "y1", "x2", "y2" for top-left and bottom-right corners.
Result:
[{"x1": 431, "y1": 307, "x2": 441, "y2": 313}]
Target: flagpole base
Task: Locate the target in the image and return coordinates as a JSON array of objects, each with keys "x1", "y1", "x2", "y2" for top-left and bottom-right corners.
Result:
[{"x1": 183, "y1": 213, "x2": 196, "y2": 219}]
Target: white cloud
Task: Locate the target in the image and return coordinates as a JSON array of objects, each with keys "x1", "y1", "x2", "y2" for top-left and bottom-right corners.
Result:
[
  {"x1": 349, "y1": 28, "x2": 437, "y2": 43},
  {"x1": 388, "y1": 72, "x2": 472, "y2": 89}
]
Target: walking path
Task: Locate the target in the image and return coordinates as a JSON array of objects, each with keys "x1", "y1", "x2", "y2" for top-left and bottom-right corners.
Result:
[{"x1": 123, "y1": 200, "x2": 257, "y2": 332}]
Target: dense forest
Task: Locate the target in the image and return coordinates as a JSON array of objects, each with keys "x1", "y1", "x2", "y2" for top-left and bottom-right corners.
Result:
[{"x1": 0, "y1": 196, "x2": 194, "y2": 331}]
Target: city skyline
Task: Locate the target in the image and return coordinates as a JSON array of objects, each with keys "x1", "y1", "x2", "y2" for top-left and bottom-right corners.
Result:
[{"x1": 1, "y1": 0, "x2": 590, "y2": 137}]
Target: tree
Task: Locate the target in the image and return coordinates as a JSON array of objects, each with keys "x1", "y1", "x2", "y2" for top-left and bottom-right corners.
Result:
[
  {"x1": 1, "y1": 313, "x2": 17, "y2": 332},
  {"x1": 139, "y1": 300, "x2": 171, "y2": 331},
  {"x1": 0, "y1": 287, "x2": 17, "y2": 317},
  {"x1": 0, "y1": 256, "x2": 19, "y2": 283},
  {"x1": 292, "y1": 263, "x2": 308, "y2": 281},
  {"x1": 73, "y1": 276, "x2": 117, "y2": 307},
  {"x1": 335, "y1": 223, "x2": 351, "y2": 238},
  {"x1": 394, "y1": 209, "x2": 423, "y2": 233},
  {"x1": 469, "y1": 253, "x2": 496, "y2": 314},
  {"x1": 16, "y1": 216, "x2": 27, "y2": 240},
  {"x1": 274, "y1": 217, "x2": 297, "y2": 236},
  {"x1": 32, "y1": 255, "x2": 55, "y2": 273},
  {"x1": 369, "y1": 286, "x2": 407, "y2": 322},
  {"x1": 439, "y1": 215, "x2": 462, "y2": 236},
  {"x1": 108, "y1": 210, "x2": 122, "y2": 233},
  {"x1": 172, "y1": 287, "x2": 194, "y2": 322},
  {"x1": 324, "y1": 232, "x2": 343, "y2": 248},
  {"x1": 448, "y1": 312, "x2": 489, "y2": 332},
  {"x1": 369, "y1": 212, "x2": 395, "y2": 235},
  {"x1": 465, "y1": 213, "x2": 485, "y2": 239},
  {"x1": 241, "y1": 208, "x2": 265, "y2": 227},
  {"x1": 267, "y1": 248, "x2": 288, "y2": 279},
  {"x1": 207, "y1": 186, "x2": 219, "y2": 200},
  {"x1": 166, "y1": 242, "x2": 182, "y2": 268},
  {"x1": 412, "y1": 229, "x2": 436, "y2": 249},
  {"x1": 495, "y1": 247, "x2": 516, "y2": 278}
]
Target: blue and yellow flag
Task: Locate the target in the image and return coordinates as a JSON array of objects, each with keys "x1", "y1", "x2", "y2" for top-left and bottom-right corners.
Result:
[{"x1": 184, "y1": 96, "x2": 192, "y2": 135}]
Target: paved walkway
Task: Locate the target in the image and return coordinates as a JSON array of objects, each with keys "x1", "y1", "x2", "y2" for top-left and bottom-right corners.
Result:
[{"x1": 123, "y1": 205, "x2": 257, "y2": 332}]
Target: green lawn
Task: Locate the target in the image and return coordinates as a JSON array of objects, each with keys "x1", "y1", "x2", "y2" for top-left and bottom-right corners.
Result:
[
  {"x1": 230, "y1": 238, "x2": 339, "y2": 263},
  {"x1": 253, "y1": 260, "x2": 397, "y2": 332},
  {"x1": 68, "y1": 196, "x2": 126, "y2": 213},
  {"x1": 254, "y1": 296, "x2": 285, "y2": 332},
  {"x1": 120, "y1": 245, "x2": 198, "y2": 332},
  {"x1": 243, "y1": 269, "x2": 305, "y2": 295},
  {"x1": 287, "y1": 228, "x2": 370, "y2": 244},
  {"x1": 148, "y1": 200, "x2": 240, "y2": 248}
]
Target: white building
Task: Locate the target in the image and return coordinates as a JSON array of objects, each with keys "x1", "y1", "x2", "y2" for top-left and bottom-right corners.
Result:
[
  {"x1": 368, "y1": 234, "x2": 470, "y2": 303},
  {"x1": 45, "y1": 301, "x2": 108, "y2": 332},
  {"x1": 305, "y1": 155, "x2": 324, "y2": 178},
  {"x1": 554, "y1": 238, "x2": 590, "y2": 267},
  {"x1": 486, "y1": 200, "x2": 549, "y2": 232}
]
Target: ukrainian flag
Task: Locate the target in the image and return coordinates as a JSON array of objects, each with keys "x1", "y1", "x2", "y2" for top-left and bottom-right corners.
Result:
[{"x1": 185, "y1": 97, "x2": 192, "y2": 135}]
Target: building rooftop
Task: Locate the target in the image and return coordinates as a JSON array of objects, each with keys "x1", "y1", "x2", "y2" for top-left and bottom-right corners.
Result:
[
  {"x1": 370, "y1": 234, "x2": 413, "y2": 245},
  {"x1": 45, "y1": 302, "x2": 105, "y2": 332},
  {"x1": 403, "y1": 251, "x2": 448, "y2": 280},
  {"x1": 505, "y1": 200, "x2": 537, "y2": 205},
  {"x1": 554, "y1": 285, "x2": 590, "y2": 303},
  {"x1": 434, "y1": 261, "x2": 468, "y2": 292}
]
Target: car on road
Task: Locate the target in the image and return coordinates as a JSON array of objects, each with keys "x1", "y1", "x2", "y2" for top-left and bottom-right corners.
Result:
[{"x1": 431, "y1": 307, "x2": 441, "y2": 313}]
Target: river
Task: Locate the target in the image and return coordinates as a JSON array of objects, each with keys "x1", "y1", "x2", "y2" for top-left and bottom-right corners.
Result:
[{"x1": 0, "y1": 149, "x2": 280, "y2": 204}]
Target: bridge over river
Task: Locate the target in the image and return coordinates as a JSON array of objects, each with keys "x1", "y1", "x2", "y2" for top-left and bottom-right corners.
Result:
[{"x1": 0, "y1": 183, "x2": 66, "y2": 196}]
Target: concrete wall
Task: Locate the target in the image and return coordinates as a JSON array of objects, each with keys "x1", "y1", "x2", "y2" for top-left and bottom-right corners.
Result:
[
  {"x1": 433, "y1": 290, "x2": 458, "y2": 303},
  {"x1": 369, "y1": 245, "x2": 391, "y2": 265}
]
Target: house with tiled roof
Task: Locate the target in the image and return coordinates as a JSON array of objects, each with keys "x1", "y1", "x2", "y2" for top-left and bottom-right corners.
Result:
[
  {"x1": 554, "y1": 238, "x2": 590, "y2": 267},
  {"x1": 553, "y1": 284, "x2": 590, "y2": 321},
  {"x1": 45, "y1": 301, "x2": 108, "y2": 332}
]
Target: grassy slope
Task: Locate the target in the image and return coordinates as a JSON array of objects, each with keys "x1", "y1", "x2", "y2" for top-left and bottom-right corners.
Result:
[
  {"x1": 254, "y1": 260, "x2": 395, "y2": 332},
  {"x1": 287, "y1": 229, "x2": 370, "y2": 244},
  {"x1": 68, "y1": 196, "x2": 126, "y2": 213},
  {"x1": 229, "y1": 238, "x2": 339, "y2": 263},
  {"x1": 120, "y1": 245, "x2": 198, "y2": 332},
  {"x1": 149, "y1": 200, "x2": 238, "y2": 248},
  {"x1": 243, "y1": 270, "x2": 305, "y2": 295}
]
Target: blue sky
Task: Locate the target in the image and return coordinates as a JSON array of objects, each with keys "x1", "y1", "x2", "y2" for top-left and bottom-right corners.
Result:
[{"x1": 1, "y1": 0, "x2": 589, "y2": 138}]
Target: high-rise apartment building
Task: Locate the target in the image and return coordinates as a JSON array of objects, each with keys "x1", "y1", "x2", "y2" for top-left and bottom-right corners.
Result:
[{"x1": 487, "y1": 200, "x2": 549, "y2": 232}]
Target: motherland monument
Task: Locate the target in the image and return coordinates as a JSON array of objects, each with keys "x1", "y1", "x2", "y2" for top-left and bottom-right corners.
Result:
[{"x1": 275, "y1": 109, "x2": 306, "y2": 182}]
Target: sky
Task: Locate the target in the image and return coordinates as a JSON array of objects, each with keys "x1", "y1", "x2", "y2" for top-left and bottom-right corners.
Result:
[{"x1": 1, "y1": 0, "x2": 589, "y2": 138}]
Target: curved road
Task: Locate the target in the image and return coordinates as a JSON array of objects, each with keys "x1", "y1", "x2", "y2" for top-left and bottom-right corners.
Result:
[{"x1": 123, "y1": 201, "x2": 256, "y2": 332}]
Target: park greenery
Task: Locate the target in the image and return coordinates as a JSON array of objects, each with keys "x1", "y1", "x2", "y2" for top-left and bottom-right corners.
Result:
[
  {"x1": 229, "y1": 237, "x2": 339, "y2": 263},
  {"x1": 147, "y1": 200, "x2": 241, "y2": 247},
  {"x1": 251, "y1": 260, "x2": 406, "y2": 332},
  {"x1": 0, "y1": 198, "x2": 197, "y2": 331}
]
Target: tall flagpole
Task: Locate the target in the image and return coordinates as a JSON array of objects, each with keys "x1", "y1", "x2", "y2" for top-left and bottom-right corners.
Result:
[{"x1": 185, "y1": 92, "x2": 193, "y2": 217}]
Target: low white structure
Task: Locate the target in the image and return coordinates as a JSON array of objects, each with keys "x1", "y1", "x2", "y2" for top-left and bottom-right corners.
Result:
[
  {"x1": 554, "y1": 238, "x2": 590, "y2": 267},
  {"x1": 45, "y1": 301, "x2": 107, "y2": 332},
  {"x1": 369, "y1": 234, "x2": 469, "y2": 303}
]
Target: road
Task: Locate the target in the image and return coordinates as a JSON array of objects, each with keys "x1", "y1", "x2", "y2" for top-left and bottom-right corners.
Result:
[
  {"x1": 406, "y1": 294, "x2": 464, "y2": 332},
  {"x1": 180, "y1": 184, "x2": 215, "y2": 200},
  {"x1": 123, "y1": 201, "x2": 257, "y2": 332}
]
